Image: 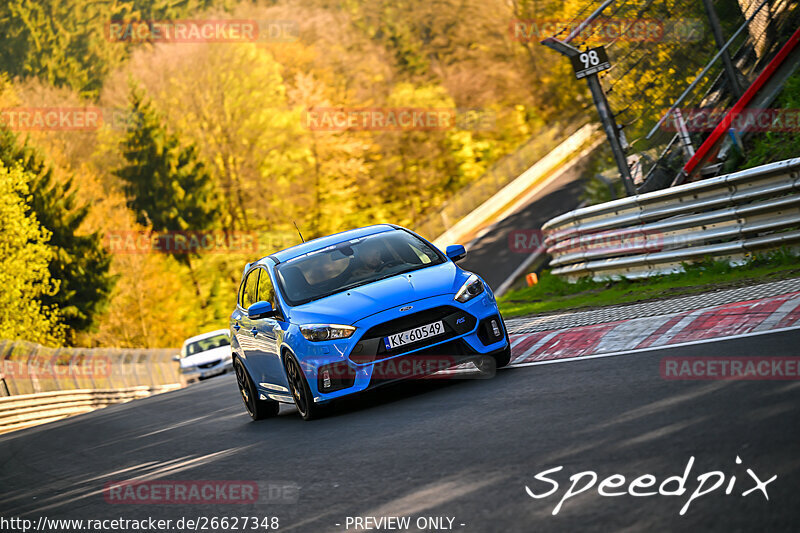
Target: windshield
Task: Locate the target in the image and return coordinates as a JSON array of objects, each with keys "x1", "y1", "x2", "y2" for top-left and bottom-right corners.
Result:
[
  {"x1": 182, "y1": 334, "x2": 230, "y2": 357},
  {"x1": 276, "y1": 230, "x2": 444, "y2": 306}
]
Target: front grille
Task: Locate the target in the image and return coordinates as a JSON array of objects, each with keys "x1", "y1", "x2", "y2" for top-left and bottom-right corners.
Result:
[
  {"x1": 350, "y1": 306, "x2": 477, "y2": 364},
  {"x1": 197, "y1": 360, "x2": 221, "y2": 369}
]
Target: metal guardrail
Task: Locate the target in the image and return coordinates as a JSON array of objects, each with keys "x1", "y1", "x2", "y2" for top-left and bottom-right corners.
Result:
[
  {"x1": 542, "y1": 158, "x2": 800, "y2": 280},
  {"x1": 0, "y1": 340, "x2": 180, "y2": 396},
  {"x1": 0, "y1": 386, "x2": 181, "y2": 434}
]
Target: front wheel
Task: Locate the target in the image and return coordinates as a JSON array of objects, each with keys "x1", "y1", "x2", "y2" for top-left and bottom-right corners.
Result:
[
  {"x1": 284, "y1": 353, "x2": 326, "y2": 421},
  {"x1": 492, "y1": 331, "x2": 512, "y2": 368},
  {"x1": 234, "y1": 357, "x2": 280, "y2": 420}
]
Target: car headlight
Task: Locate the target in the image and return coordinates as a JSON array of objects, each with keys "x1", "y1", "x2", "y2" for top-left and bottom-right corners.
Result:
[
  {"x1": 300, "y1": 324, "x2": 356, "y2": 342},
  {"x1": 454, "y1": 274, "x2": 485, "y2": 303},
  {"x1": 179, "y1": 365, "x2": 195, "y2": 374}
]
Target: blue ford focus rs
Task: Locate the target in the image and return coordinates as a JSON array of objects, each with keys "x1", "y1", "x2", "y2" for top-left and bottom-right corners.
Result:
[{"x1": 230, "y1": 224, "x2": 511, "y2": 420}]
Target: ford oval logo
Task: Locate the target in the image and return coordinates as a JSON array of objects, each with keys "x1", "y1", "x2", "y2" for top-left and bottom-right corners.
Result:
[{"x1": 399, "y1": 305, "x2": 413, "y2": 312}]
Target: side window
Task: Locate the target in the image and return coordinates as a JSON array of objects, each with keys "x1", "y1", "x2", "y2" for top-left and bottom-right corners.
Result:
[
  {"x1": 256, "y1": 269, "x2": 276, "y2": 308},
  {"x1": 240, "y1": 269, "x2": 259, "y2": 309}
]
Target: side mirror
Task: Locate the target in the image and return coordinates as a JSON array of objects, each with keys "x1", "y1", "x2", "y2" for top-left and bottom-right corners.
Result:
[
  {"x1": 248, "y1": 300, "x2": 279, "y2": 320},
  {"x1": 172, "y1": 355, "x2": 181, "y2": 362},
  {"x1": 445, "y1": 244, "x2": 467, "y2": 262}
]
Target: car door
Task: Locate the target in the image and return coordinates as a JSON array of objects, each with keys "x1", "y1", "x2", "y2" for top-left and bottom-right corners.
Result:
[
  {"x1": 232, "y1": 267, "x2": 260, "y2": 364},
  {"x1": 248, "y1": 267, "x2": 291, "y2": 393}
]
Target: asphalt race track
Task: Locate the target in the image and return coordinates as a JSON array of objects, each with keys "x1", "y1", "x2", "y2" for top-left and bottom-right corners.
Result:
[
  {"x1": 458, "y1": 152, "x2": 591, "y2": 291},
  {"x1": 2, "y1": 328, "x2": 799, "y2": 532}
]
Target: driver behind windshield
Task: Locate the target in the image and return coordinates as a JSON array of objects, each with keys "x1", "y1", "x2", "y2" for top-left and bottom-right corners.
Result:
[{"x1": 349, "y1": 239, "x2": 388, "y2": 279}]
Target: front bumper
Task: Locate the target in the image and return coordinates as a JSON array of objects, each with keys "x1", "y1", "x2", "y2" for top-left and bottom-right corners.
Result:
[
  {"x1": 180, "y1": 358, "x2": 233, "y2": 384},
  {"x1": 289, "y1": 292, "x2": 508, "y2": 402}
]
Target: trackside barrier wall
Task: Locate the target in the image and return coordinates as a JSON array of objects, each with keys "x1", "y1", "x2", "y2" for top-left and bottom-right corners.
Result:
[
  {"x1": 0, "y1": 340, "x2": 180, "y2": 396},
  {"x1": 0, "y1": 340, "x2": 182, "y2": 433},
  {"x1": 542, "y1": 158, "x2": 800, "y2": 280},
  {"x1": 0, "y1": 386, "x2": 182, "y2": 434}
]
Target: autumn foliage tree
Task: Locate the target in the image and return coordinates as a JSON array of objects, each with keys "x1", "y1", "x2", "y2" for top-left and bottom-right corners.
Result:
[
  {"x1": 0, "y1": 127, "x2": 114, "y2": 344},
  {"x1": 0, "y1": 161, "x2": 65, "y2": 346}
]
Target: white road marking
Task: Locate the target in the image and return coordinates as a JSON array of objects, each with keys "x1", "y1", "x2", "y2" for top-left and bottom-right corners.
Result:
[
  {"x1": 590, "y1": 316, "x2": 670, "y2": 354},
  {"x1": 511, "y1": 331, "x2": 559, "y2": 364},
  {"x1": 647, "y1": 307, "x2": 708, "y2": 347},
  {"x1": 752, "y1": 294, "x2": 800, "y2": 332}
]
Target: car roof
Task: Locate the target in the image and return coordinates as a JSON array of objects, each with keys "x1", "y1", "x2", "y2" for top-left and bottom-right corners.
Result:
[
  {"x1": 182, "y1": 328, "x2": 230, "y2": 346},
  {"x1": 263, "y1": 224, "x2": 398, "y2": 264}
]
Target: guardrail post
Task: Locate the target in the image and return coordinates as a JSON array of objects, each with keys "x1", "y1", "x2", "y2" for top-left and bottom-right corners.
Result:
[
  {"x1": 27, "y1": 346, "x2": 39, "y2": 394},
  {"x1": 144, "y1": 352, "x2": 156, "y2": 388},
  {"x1": 0, "y1": 342, "x2": 10, "y2": 397},
  {"x1": 68, "y1": 351, "x2": 80, "y2": 390},
  {"x1": 87, "y1": 351, "x2": 97, "y2": 390},
  {"x1": 50, "y1": 348, "x2": 61, "y2": 392}
]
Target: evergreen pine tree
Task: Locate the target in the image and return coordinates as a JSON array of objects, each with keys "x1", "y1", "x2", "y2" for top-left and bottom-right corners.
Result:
[
  {"x1": 0, "y1": 127, "x2": 114, "y2": 344},
  {"x1": 114, "y1": 86, "x2": 221, "y2": 296}
]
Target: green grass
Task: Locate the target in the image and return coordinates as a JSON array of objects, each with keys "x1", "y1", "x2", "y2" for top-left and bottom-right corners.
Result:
[{"x1": 497, "y1": 249, "x2": 800, "y2": 318}]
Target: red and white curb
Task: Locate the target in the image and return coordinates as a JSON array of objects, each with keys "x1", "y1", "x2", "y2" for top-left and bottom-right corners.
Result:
[{"x1": 508, "y1": 290, "x2": 800, "y2": 367}]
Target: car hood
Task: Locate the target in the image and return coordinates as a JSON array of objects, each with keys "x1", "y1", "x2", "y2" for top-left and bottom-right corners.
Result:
[
  {"x1": 180, "y1": 345, "x2": 231, "y2": 368},
  {"x1": 288, "y1": 262, "x2": 465, "y2": 325}
]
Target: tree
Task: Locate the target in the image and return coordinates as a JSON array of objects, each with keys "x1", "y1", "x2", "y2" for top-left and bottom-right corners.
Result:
[
  {"x1": 0, "y1": 161, "x2": 65, "y2": 346},
  {"x1": 115, "y1": 86, "x2": 220, "y2": 238},
  {"x1": 114, "y1": 86, "x2": 221, "y2": 299},
  {"x1": 130, "y1": 42, "x2": 310, "y2": 232},
  {"x1": 0, "y1": 126, "x2": 114, "y2": 344}
]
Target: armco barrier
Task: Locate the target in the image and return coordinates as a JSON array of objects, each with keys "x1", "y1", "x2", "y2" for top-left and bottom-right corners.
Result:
[
  {"x1": 0, "y1": 340, "x2": 180, "y2": 396},
  {"x1": 542, "y1": 158, "x2": 800, "y2": 280},
  {"x1": 0, "y1": 386, "x2": 181, "y2": 434},
  {"x1": 0, "y1": 340, "x2": 182, "y2": 433}
]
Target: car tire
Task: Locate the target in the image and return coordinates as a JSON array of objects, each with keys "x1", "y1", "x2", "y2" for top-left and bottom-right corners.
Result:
[
  {"x1": 234, "y1": 357, "x2": 280, "y2": 420},
  {"x1": 492, "y1": 329, "x2": 512, "y2": 368},
  {"x1": 284, "y1": 353, "x2": 325, "y2": 421}
]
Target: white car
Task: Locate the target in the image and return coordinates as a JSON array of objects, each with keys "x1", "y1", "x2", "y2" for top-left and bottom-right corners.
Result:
[{"x1": 175, "y1": 329, "x2": 233, "y2": 384}]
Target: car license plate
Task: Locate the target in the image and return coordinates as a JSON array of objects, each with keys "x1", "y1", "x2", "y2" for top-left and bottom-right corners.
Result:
[{"x1": 384, "y1": 320, "x2": 445, "y2": 350}]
